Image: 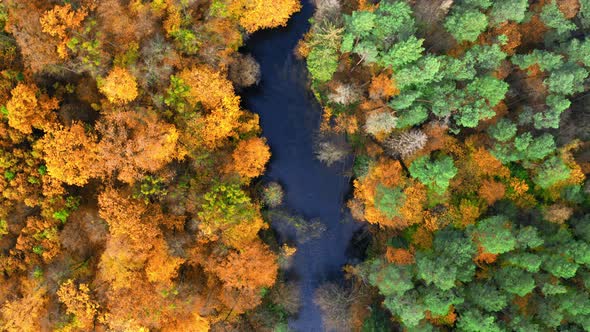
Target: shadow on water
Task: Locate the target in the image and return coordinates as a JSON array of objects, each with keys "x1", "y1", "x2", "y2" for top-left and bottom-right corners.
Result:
[{"x1": 242, "y1": 1, "x2": 364, "y2": 331}]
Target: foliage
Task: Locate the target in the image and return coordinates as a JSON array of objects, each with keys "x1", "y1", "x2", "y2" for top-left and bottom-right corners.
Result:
[
  {"x1": 409, "y1": 155, "x2": 457, "y2": 195},
  {"x1": 99, "y1": 67, "x2": 139, "y2": 105},
  {"x1": 445, "y1": 8, "x2": 488, "y2": 42}
]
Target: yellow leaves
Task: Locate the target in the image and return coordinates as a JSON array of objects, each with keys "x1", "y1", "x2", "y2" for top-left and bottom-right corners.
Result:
[
  {"x1": 228, "y1": 0, "x2": 302, "y2": 33},
  {"x1": 6, "y1": 84, "x2": 58, "y2": 134},
  {"x1": 369, "y1": 73, "x2": 399, "y2": 100},
  {"x1": 99, "y1": 67, "x2": 139, "y2": 105},
  {"x1": 231, "y1": 137, "x2": 271, "y2": 179},
  {"x1": 38, "y1": 123, "x2": 99, "y2": 186},
  {"x1": 56, "y1": 279, "x2": 100, "y2": 330},
  {"x1": 179, "y1": 66, "x2": 235, "y2": 109},
  {"x1": 40, "y1": 4, "x2": 88, "y2": 59}
]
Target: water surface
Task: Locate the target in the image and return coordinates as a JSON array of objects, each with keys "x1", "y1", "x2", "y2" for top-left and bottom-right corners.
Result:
[{"x1": 243, "y1": 1, "x2": 363, "y2": 330}]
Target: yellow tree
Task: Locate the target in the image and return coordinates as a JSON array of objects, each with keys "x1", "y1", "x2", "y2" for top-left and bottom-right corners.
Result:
[
  {"x1": 228, "y1": 0, "x2": 302, "y2": 33},
  {"x1": 37, "y1": 123, "x2": 100, "y2": 186},
  {"x1": 40, "y1": 4, "x2": 89, "y2": 58},
  {"x1": 232, "y1": 137, "x2": 271, "y2": 178},
  {"x1": 5, "y1": 83, "x2": 58, "y2": 134},
  {"x1": 99, "y1": 67, "x2": 139, "y2": 104},
  {"x1": 56, "y1": 279, "x2": 100, "y2": 330}
]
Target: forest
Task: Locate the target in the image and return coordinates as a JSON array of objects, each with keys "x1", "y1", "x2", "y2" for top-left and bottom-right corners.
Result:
[
  {"x1": 300, "y1": 0, "x2": 590, "y2": 331},
  {"x1": 0, "y1": 0, "x2": 589, "y2": 331}
]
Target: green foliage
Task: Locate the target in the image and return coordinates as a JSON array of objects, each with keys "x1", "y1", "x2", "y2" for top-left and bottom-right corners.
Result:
[
  {"x1": 165, "y1": 75, "x2": 191, "y2": 113},
  {"x1": 564, "y1": 38, "x2": 590, "y2": 67},
  {"x1": 489, "y1": 118, "x2": 517, "y2": 142},
  {"x1": 375, "y1": 185, "x2": 406, "y2": 219},
  {"x1": 365, "y1": 259, "x2": 414, "y2": 296},
  {"x1": 171, "y1": 29, "x2": 200, "y2": 54},
  {"x1": 409, "y1": 155, "x2": 457, "y2": 195},
  {"x1": 415, "y1": 229, "x2": 476, "y2": 290},
  {"x1": 534, "y1": 156, "x2": 570, "y2": 189},
  {"x1": 540, "y1": 3, "x2": 577, "y2": 36},
  {"x1": 421, "y1": 287, "x2": 464, "y2": 316},
  {"x1": 445, "y1": 9, "x2": 488, "y2": 42},
  {"x1": 495, "y1": 266, "x2": 536, "y2": 296},
  {"x1": 466, "y1": 75, "x2": 508, "y2": 107},
  {"x1": 492, "y1": 132, "x2": 556, "y2": 164},
  {"x1": 505, "y1": 252, "x2": 543, "y2": 272},
  {"x1": 489, "y1": 0, "x2": 528, "y2": 25},
  {"x1": 464, "y1": 282, "x2": 508, "y2": 312},
  {"x1": 456, "y1": 310, "x2": 503, "y2": 332},
  {"x1": 396, "y1": 106, "x2": 429, "y2": 128},
  {"x1": 353, "y1": 155, "x2": 373, "y2": 178},
  {"x1": 201, "y1": 183, "x2": 253, "y2": 218},
  {"x1": 545, "y1": 63, "x2": 589, "y2": 96},
  {"x1": 134, "y1": 175, "x2": 168, "y2": 203},
  {"x1": 469, "y1": 216, "x2": 516, "y2": 254},
  {"x1": 345, "y1": 11, "x2": 375, "y2": 38},
  {"x1": 512, "y1": 50, "x2": 564, "y2": 72},
  {"x1": 534, "y1": 94, "x2": 571, "y2": 129},
  {"x1": 307, "y1": 46, "x2": 339, "y2": 82},
  {"x1": 0, "y1": 219, "x2": 7, "y2": 238},
  {"x1": 379, "y1": 36, "x2": 424, "y2": 70}
]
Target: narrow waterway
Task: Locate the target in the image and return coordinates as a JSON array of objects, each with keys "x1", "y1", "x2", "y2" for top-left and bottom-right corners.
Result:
[{"x1": 243, "y1": 1, "x2": 363, "y2": 330}]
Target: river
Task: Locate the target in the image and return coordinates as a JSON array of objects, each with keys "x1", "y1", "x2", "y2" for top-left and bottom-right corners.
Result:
[{"x1": 242, "y1": 1, "x2": 364, "y2": 330}]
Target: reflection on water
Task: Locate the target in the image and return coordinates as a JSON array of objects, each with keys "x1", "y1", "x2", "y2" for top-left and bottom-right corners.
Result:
[{"x1": 243, "y1": 1, "x2": 363, "y2": 331}]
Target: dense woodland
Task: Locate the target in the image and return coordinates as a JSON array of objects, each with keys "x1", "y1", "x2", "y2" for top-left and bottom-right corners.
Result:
[
  {"x1": 301, "y1": 0, "x2": 590, "y2": 331},
  {"x1": 0, "y1": 0, "x2": 303, "y2": 331}
]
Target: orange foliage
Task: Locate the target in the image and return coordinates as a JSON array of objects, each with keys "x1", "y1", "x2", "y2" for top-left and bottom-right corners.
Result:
[
  {"x1": 0, "y1": 278, "x2": 48, "y2": 332},
  {"x1": 96, "y1": 110, "x2": 179, "y2": 184},
  {"x1": 228, "y1": 0, "x2": 302, "y2": 33},
  {"x1": 519, "y1": 14, "x2": 547, "y2": 48},
  {"x1": 369, "y1": 73, "x2": 399, "y2": 100},
  {"x1": 398, "y1": 183, "x2": 427, "y2": 225},
  {"x1": 557, "y1": 0, "x2": 580, "y2": 19},
  {"x1": 40, "y1": 4, "x2": 88, "y2": 59},
  {"x1": 207, "y1": 240, "x2": 278, "y2": 291},
  {"x1": 426, "y1": 305, "x2": 457, "y2": 326},
  {"x1": 37, "y1": 123, "x2": 100, "y2": 186},
  {"x1": 99, "y1": 67, "x2": 139, "y2": 104},
  {"x1": 474, "y1": 245, "x2": 498, "y2": 265},
  {"x1": 478, "y1": 180, "x2": 506, "y2": 205},
  {"x1": 385, "y1": 247, "x2": 415, "y2": 265},
  {"x1": 6, "y1": 83, "x2": 58, "y2": 134},
  {"x1": 232, "y1": 137, "x2": 271, "y2": 178},
  {"x1": 56, "y1": 279, "x2": 100, "y2": 330},
  {"x1": 455, "y1": 199, "x2": 482, "y2": 228},
  {"x1": 493, "y1": 22, "x2": 521, "y2": 55},
  {"x1": 353, "y1": 159, "x2": 406, "y2": 227},
  {"x1": 471, "y1": 147, "x2": 510, "y2": 178}
]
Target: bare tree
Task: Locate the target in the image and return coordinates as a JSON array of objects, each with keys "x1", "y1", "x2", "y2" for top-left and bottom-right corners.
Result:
[
  {"x1": 314, "y1": 282, "x2": 355, "y2": 332},
  {"x1": 228, "y1": 53, "x2": 261, "y2": 88},
  {"x1": 384, "y1": 129, "x2": 428, "y2": 158},
  {"x1": 328, "y1": 83, "x2": 361, "y2": 105}
]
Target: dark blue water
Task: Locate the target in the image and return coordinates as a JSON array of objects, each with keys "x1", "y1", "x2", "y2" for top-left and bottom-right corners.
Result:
[{"x1": 243, "y1": 1, "x2": 363, "y2": 330}]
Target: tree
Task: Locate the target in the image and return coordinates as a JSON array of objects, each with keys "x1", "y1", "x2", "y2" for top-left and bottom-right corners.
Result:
[
  {"x1": 445, "y1": 9, "x2": 488, "y2": 42},
  {"x1": 232, "y1": 137, "x2": 271, "y2": 179},
  {"x1": 228, "y1": 0, "x2": 302, "y2": 33},
  {"x1": 37, "y1": 123, "x2": 99, "y2": 186},
  {"x1": 409, "y1": 155, "x2": 457, "y2": 195},
  {"x1": 99, "y1": 67, "x2": 139, "y2": 105},
  {"x1": 364, "y1": 110, "x2": 398, "y2": 137},
  {"x1": 456, "y1": 309, "x2": 503, "y2": 332},
  {"x1": 489, "y1": 0, "x2": 528, "y2": 25},
  {"x1": 40, "y1": 4, "x2": 88, "y2": 59},
  {"x1": 207, "y1": 240, "x2": 278, "y2": 290},
  {"x1": 56, "y1": 279, "x2": 100, "y2": 330},
  {"x1": 374, "y1": 185, "x2": 406, "y2": 219},
  {"x1": 488, "y1": 118, "x2": 517, "y2": 142},
  {"x1": 198, "y1": 183, "x2": 266, "y2": 249},
  {"x1": 5, "y1": 83, "x2": 58, "y2": 134},
  {"x1": 495, "y1": 266, "x2": 536, "y2": 296},
  {"x1": 534, "y1": 156, "x2": 571, "y2": 189},
  {"x1": 178, "y1": 65, "x2": 236, "y2": 110},
  {"x1": 307, "y1": 45, "x2": 339, "y2": 82},
  {"x1": 379, "y1": 36, "x2": 424, "y2": 70},
  {"x1": 540, "y1": 2, "x2": 577, "y2": 36},
  {"x1": 384, "y1": 129, "x2": 428, "y2": 158},
  {"x1": 469, "y1": 216, "x2": 516, "y2": 254}
]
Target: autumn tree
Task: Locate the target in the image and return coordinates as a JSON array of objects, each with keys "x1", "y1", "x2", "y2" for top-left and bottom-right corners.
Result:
[
  {"x1": 99, "y1": 67, "x2": 139, "y2": 104},
  {"x1": 56, "y1": 279, "x2": 100, "y2": 330},
  {"x1": 36, "y1": 123, "x2": 99, "y2": 186},
  {"x1": 227, "y1": 0, "x2": 302, "y2": 33},
  {"x1": 40, "y1": 3, "x2": 88, "y2": 59},
  {"x1": 232, "y1": 137, "x2": 271, "y2": 179},
  {"x1": 5, "y1": 83, "x2": 58, "y2": 134}
]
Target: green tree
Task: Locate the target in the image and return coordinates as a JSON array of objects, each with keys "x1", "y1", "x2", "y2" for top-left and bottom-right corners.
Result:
[
  {"x1": 540, "y1": 2, "x2": 577, "y2": 36},
  {"x1": 456, "y1": 309, "x2": 504, "y2": 332},
  {"x1": 445, "y1": 9, "x2": 488, "y2": 42},
  {"x1": 464, "y1": 282, "x2": 508, "y2": 312},
  {"x1": 409, "y1": 155, "x2": 457, "y2": 195},
  {"x1": 534, "y1": 156, "x2": 570, "y2": 189},
  {"x1": 375, "y1": 185, "x2": 406, "y2": 219},
  {"x1": 469, "y1": 216, "x2": 516, "y2": 254},
  {"x1": 495, "y1": 266, "x2": 536, "y2": 296},
  {"x1": 489, "y1": 118, "x2": 517, "y2": 142},
  {"x1": 489, "y1": 0, "x2": 528, "y2": 25},
  {"x1": 379, "y1": 36, "x2": 424, "y2": 70},
  {"x1": 307, "y1": 46, "x2": 339, "y2": 82}
]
